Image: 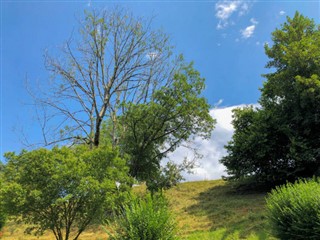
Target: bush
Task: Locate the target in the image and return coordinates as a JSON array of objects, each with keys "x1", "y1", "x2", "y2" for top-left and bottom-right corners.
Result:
[
  {"x1": 109, "y1": 193, "x2": 177, "y2": 240},
  {"x1": 266, "y1": 179, "x2": 320, "y2": 239},
  {"x1": 0, "y1": 207, "x2": 5, "y2": 231},
  {"x1": 0, "y1": 170, "x2": 6, "y2": 231}
]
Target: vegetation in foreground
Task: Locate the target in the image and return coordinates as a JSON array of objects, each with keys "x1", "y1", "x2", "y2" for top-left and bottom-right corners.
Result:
[
  {"x1": 267, "y1": 179, "x2": 320, "y2": 240},
  {"x1": 1, "y1": 179, "x2": 276, "y2": 240}
]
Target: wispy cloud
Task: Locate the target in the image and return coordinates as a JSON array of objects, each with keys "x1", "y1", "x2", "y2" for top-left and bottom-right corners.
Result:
[
  {"x1": 239, "y1": 2, "x2": 250, "y2": 16},
  {"x1": 240, "y1": 18, "x2": 258, "y2": 39},
  {"x1": 279, "y1": 10, "x2": 286, "y2": 16},
  {"x1": 250, "y1": 18, "x2": 258, "y2": 25},
  {"x1": 215, "y1": 1, "x2": 239, "y2": 21},
  {"x1": 215, "y1": 0, "x2": 253, "y2": 29},
  {"x1": 241, "y1": 25, "x2": 255, "y2": 38}
]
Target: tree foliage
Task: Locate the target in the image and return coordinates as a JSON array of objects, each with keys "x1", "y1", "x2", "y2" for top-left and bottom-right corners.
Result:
[
  {"x1": 0, "y1": 146, "x2": 131, "y2": 240},
  {"x1": 0, "y1": 163, "x2": 6, "y2": 231},
  {"x1": 28, "y1": 8, "x2": 214, "y2": 187},
  {"x1": 222, "y1": 12, "x2": 320, "y2": 184},
  {"x1": 120, "y1": 62, "x2": 214, "y2": 185}
]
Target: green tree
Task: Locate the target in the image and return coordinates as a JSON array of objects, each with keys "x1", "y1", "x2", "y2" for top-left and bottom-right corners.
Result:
[
  {"x1": 28, "y1": 8, "x2": 214, "y2": 188},
  {"x1": 222, "y1": 12, "x2": 320, "y2": 184},
  {"x1": 120, "y1": 62, "x2": 215, "y2": 189},
  {"x1": 0, "y1": 146, "x2": 131, "y2": 240},
  {"x1": 221, "y1": 107, "x2": 292, "y2": 184},
  {"x1": 261, "y1": 12, "x2": 320, "y2": 177}
]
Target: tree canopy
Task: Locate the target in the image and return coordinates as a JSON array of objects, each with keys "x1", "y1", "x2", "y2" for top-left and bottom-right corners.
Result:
[
  {"x1": 28, "y1": 8, "x2": 214, "y2": 186},
  {"x1": 120, "y1": 62, "x2": 214, "y2": 184},
  {"x1": 0, "y1": 146, "x2": 131, "y2": 240},
  {"x1": 221, "y1": 12, "x2": 320, "y2": 184}
]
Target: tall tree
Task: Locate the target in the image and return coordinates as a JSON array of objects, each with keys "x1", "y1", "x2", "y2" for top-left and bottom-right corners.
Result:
[
  {"x1": 30, "y1": 8, "x2": 179, "y2": 148},
  {"x1": 28, "y1": 8, "x2": 215, "y2": 184},
  {"x1": 261, "y1": 12, "x2": 320, "y2": 174},
  {"x1": 120, "y1": 63, "x2": 214, "y2": 185},
  {"x1": 222, "y1": 12, "x2": 320, "y2": 184}
]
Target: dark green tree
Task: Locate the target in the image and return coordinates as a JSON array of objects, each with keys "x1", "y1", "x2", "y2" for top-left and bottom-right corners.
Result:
[
  {"x1": 119, "y1": 63, "x2": 215, "y2": 189},
  {"x1": 222, "y1": 12, "x2": 320, "y2": 184},
  {"x1": 0, "y1": 146, "x2": 131, "y2": 240},
  {"x1": 221, "y1": 107, "x2": 292, "y2": 184}
]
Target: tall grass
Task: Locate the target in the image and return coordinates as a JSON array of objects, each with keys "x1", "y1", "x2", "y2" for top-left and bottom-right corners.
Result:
[{"x1": 108, "y1": 193, "x2": 177, "y2": 240}]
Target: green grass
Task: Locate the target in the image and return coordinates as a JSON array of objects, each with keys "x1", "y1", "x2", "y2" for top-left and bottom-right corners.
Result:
[
  {"x1": 165, "y1": 180, "x2": 276, "y2": 240},
  {"x1": 1, "y1": 179, "x2": 276, "y2": 240}
]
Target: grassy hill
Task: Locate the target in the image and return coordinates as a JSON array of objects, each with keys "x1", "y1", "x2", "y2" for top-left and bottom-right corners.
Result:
[
  {"x1": 166, "y1": 180, "x2": 275, "y2": 240},
  {"x1": 1, "y1": 179, "x2": 276, "y2": 240}
]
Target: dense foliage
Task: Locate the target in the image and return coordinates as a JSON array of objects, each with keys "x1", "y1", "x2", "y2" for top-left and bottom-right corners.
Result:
[
  {"x1": 0, "y1": 167, "x2": 6, "y2": 231},
  {"x1": 266, "y1": 179, "x2": 320, "y2": 239},
  {"x1": 121, "y1": 62, "x2": 214, "y2": 189},
  {"x1": 108, "y1": 193, "x2": 177, "y2": 240},
  {"x1": 222, "y1": 12, "x2": 320, "y2": 184},
  {"x1": 0, "y1": 146, "x2": 132, "y2": 240}
]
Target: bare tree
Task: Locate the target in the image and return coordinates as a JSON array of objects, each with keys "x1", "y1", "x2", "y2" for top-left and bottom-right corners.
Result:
[
  {"x1": 29, "y1": 8, "x2": 179, "y2": 148},
  {"x1": 26, "y1": 8, "x2": 215, "y2": 187}
]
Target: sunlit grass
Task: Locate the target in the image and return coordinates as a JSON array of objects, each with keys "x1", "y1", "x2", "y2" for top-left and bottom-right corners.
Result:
[
  {"x1": 1, "y1": 179, "x2": 276, "y2": 240},
  {"x1": 1, "y1": 222, "x2": 108, "y2": 240},
  {"x1": 166, "y1": 180, "x2": 276, "y2": 239}
]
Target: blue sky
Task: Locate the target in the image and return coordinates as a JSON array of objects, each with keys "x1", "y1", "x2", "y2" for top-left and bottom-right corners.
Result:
[{"x1": 1, "y1": 1, "x2": 320, "y2": 179}]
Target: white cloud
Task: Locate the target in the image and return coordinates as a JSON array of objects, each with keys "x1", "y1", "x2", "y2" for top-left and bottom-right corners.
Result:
[
  {"x1": 241, "y1": 25, "x2": 256, "y2": 38},
  {"x1": 216, "y1": 99, "x2": 224, "y2": 106},
  {"x1": 250, "y1": 18, "x2": 258, "y2": 25},
  {"x1": 279, "y1": 10, "x2": 286, "y2": 16},
  {"x1": 168, "y1": 105, "x2": 254, "y2": 182},
  {"x1": 215, "y1": 0, "x2": 252, "y2": 29},
  {"x1": 239, "y1": 18, "x2": 258, "y2": 39},
  {"x1": 239, "y1": 2, "x2": 249, "y2": 16},
  {"x1": 215, "y1": 1, "x2": 239, "y2": 21}
]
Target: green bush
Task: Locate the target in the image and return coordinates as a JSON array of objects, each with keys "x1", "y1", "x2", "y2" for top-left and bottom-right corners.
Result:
[
  {"x1": 266, "y1": 179, "x2": 320, "y2": 239},
  {"x1": 109, "y1": 193, "x2": 177, "y2": 240},
  {"x1": 0, "y1": 172, "x2": 6, "y2": 231},
  {"x1": 0, "y1": 213, "x2": 5, "y2": 231}
]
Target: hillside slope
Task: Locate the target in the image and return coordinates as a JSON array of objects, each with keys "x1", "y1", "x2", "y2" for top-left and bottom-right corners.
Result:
[
  {"x1": 1, "y1": 179, "x2": 276, "y2": 240},
  {"x1": 166, "y1": 180, "x2": 276, "y2": 239}
]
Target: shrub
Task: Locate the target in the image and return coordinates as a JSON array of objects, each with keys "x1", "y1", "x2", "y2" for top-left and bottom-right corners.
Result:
[
  {"x1": 109, "y1": 193, "x2": 177, "y2": 240},
  {"x1": 266, "y1": 179, "x2": 320, "y2": 239},
  {"x1": 0, "y1": 207, "x2": 5, "y2": 231},
  {"x1": 0, "y1": 169, "x2": 6, "y2": 231}
]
